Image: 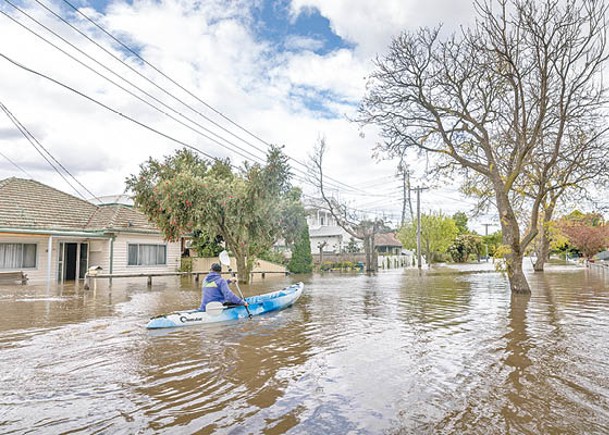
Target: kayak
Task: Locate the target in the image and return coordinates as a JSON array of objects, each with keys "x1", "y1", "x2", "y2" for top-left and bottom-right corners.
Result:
[{"x1": 146, "y1": 282, "x2": 304, "y2": 329}]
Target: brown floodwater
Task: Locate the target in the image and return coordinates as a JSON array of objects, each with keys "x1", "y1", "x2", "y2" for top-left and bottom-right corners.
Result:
[{"x1": 1, "y1": 261, "x2": 609, "y2": 434}]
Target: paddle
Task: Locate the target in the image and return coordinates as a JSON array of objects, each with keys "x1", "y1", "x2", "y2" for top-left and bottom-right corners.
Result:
[
  {"x1": 219, "y1": 250, "x2": 252, "y2": 318},
  {"x1": 205, "y1": 301, "x2": 225, "y2": 316}
]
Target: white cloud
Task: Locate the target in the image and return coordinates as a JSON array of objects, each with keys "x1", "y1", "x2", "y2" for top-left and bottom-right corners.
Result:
[
  {"x1": 284, "y1": 35, "x2": 325, "y2": 52},
  {"x1": 290, "y1": 0, "x2": 474, "y2": 58}
]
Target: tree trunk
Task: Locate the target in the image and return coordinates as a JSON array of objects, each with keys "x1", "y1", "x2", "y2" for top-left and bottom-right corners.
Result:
[
  {"x1": 495, "y1": 181, "x2": 531, "y2": 294},
  {"x1": 533, "y1": 234, "x2": 550, "y2": 272},
  {"x1": 364, "y1": 234, "x2": 373, "y2": 272},
  {"x1": 235, "y1": 252, "x2": 249, "y2": 284},
  {"x1": 533, "y1": 201, "x2": 555, "y2": 272}
]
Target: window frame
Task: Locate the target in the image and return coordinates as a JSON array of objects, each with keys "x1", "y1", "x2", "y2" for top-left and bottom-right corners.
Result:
[
  {"x1": 0, "y1": 243, "x2": 38, "y2": 269},
  {"x1": 127, "y1": 243, "x2": 167, "y2": 266}
]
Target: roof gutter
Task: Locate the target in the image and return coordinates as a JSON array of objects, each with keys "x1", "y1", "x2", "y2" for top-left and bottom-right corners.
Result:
[{"x1": 0, "y1": 228, "x2": 110, "y2": 238}]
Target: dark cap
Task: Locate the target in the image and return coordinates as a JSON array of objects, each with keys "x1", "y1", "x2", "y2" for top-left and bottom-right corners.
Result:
[{"x1": 211, "y1": 263, "x2": 222, "y2": 272}]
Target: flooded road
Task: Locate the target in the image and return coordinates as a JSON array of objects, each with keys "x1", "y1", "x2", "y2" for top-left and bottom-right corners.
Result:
[{"x1": 2, "y1": 262, "x2": 609, "y2": 433}]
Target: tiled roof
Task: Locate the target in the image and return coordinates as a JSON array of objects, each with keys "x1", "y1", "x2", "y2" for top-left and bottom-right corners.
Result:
[
  {"x1": 0, "y1": 177, "x2": 158, "y2": 234},
  {"x1": 87, "y1": 204, "x2": 158, "y2": 232},
  {"x1": 0, "y1": 178, "x2": 98, "y2": 230},
  {"x1": 375, "y1": 232, "x2": 402, "y2": 247}
]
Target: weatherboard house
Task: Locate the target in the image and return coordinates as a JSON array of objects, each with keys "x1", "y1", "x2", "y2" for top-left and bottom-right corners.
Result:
[{"x1": 0, "y1": 178, "x2": 181, "y2": 285}]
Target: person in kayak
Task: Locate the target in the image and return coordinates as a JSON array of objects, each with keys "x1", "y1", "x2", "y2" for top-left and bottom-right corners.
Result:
[{"x1": 199, "y1": 263, "x2": 248, "y2": 311}]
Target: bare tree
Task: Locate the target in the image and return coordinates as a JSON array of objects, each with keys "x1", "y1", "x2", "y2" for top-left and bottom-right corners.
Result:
[
  {"x1": 309, "y1": 138, "x2": 382, "y2": 272},
  {"x1": 358, "y1": 0, "x2": 609, "y2": 293}
]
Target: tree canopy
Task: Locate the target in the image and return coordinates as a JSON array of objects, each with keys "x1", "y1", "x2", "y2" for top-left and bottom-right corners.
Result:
[
  {"x1": 448, "y1": 234, "x2": 484, "y2": 263},
  {"x1": 557, "y1": 211, "x2": 609, "y2": 259},
  {"x1": 397, "y1": 211, "x2": 458, "y2": 265},
  {"x1": 126, "y1": 146, "x2": 294, "y2": 283}
]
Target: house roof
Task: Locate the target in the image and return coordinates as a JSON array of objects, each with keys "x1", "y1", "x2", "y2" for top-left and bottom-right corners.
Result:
[
  {"x1": 375, "y1": 232, "x2": 402, "y2": 247},
  {"x1": 0, "y1": 177, "x2": 159, "y2": 235},
  {"x1": 309, "y1": 225, "x2": 357, "y2": 238}
]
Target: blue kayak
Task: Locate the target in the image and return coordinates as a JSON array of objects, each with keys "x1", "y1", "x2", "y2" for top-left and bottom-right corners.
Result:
[{"x1": 146, "y1": 282, "x2": 304, "y2": 329}]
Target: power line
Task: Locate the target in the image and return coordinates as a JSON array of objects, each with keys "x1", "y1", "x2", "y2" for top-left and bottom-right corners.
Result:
[
  {"x1": 0, "y1": 2, "x2": 269, "y2": 167},
  {"x1": 0, "y1": 149, "x2": 33, "y2": 178},
  {"x1": 0, "y1": 99, "x2": 100, "y2": 200},
  {"x1": 0, "y1": 52, "x2": 318, "y2": 191},
  {"x1": 1, "y1": 1, "x2": 357, "y2": 194},
  {"x1": 0, "y1": 0, "x2": 415, "y2": 201},
  {"x1": 0, "y1": 52, "x2": 219, "y2": 156},
  {"x1": 27, "y1": 0, "x2": 271, "y2": 163}
]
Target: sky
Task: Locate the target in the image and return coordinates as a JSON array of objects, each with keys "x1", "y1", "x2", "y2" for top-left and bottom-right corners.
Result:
[{"x1": 0, "y1": 0, "x2": 500, "y2": 232}]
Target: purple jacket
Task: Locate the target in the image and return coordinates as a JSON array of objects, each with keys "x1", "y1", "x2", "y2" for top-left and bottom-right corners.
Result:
[{"x1": 199, "y1": 272, "x2": 244, "y2": 310}]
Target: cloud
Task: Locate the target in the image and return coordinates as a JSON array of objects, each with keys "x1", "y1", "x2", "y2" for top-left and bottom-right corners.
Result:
[
  {"x1": 290, "y1": 0, "x2": 475, "y2": 58},
  {"x1": 0, "y1": 127, "x2": 24, "y2": 140},
  {"x1": 284, "y1": 35, "x2": 325, "y2": 52}
]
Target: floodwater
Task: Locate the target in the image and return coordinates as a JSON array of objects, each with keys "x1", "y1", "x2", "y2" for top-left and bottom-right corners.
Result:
[{"x1": 2, "y1": 262, "x2": 609, "y2": 434}]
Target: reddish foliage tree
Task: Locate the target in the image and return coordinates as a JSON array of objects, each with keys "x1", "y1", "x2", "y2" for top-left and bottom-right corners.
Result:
[{"x1": 558, "y1": 212, "x2": 609, "y2": 259}]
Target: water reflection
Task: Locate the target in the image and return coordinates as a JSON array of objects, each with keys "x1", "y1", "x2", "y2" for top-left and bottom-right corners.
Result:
[
  {"x1": 2, "y1": 264, "x2": 609, "y2": 433},
  {"x1": 502, "y1": 292, "x2": 533, "y2": 432}
]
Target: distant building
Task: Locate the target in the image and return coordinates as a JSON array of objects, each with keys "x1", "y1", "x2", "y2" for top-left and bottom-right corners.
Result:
[
  {"x1": 305, "y1": 202, "x2": 362, "y2": 254},
  {"x1": 374, "y1": 232, "x2": 403, "y2": 255},
  {"x1": 0, "y1": 178, "x2": 181, "y2": 284}
]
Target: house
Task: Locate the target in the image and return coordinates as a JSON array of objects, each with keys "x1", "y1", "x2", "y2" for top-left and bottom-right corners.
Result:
[
  {"x1": 306, "y1": 205, "x2": 362, "y2": 254},
  {"x1": 0, "y1": 178, "x2": 181, "y2": 284},
  {"x1": 375, "y1": 232, "x2": 403, "y2": 255}
]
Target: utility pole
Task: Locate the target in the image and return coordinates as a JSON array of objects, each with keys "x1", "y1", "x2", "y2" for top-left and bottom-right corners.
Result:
[
  {"x1": 482, "y1": 223, "x2": 493, "y2": 236},
  {"x1": 416, "y1": 186, "x2": 421, "y2": 269},
  {"x1": 482, "y1": 223, "x2": 494, "y2": 262},
  {"x1": 398, "y1": 159, "x2": 414, "y2": 226},
  {"x1": 410, "y1": 186, "x2": 429, "y2": 269},
  {"x1": 401, "y1": 169, "x2": 407, "y2": 226}
]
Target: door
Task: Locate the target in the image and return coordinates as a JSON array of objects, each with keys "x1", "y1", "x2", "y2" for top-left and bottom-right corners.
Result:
[{"x1": 58, "y1": 242, "x2": 89, "y2": 282}]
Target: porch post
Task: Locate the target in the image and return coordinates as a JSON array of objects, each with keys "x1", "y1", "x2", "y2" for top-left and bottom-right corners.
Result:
[{"x1": 46, "y1": 235, "x2": 53, "y2": 285}]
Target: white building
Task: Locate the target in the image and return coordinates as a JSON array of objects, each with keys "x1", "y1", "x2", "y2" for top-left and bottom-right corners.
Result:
[{"x1": 306, "y1": 206, "x2": 362, "y2": 254}]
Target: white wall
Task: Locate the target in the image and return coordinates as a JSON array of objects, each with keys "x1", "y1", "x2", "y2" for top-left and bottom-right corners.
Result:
[
  {"x1": 0, "y1": 235, "x2": 50, "y2": 284},
  {"x1": 109, "y1": 234, "x2": 181, "y2": 275},
  {"x1": 1, "y1": 233, "x2": 181, "y2": 284}
]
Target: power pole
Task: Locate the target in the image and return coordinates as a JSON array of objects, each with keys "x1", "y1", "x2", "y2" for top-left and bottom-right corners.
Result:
[
  {"x1": 401, "y1": 169, "x2": 407, "y2": 226},
  {"x1": 398, "y1": 160, "x2": 414, "y2": 226},
  {"x1": 410, "y1": 186, "x2": 429, "y2": 269},
  {"x1": 482, "y1": 223, "x2": 494, "y2": 262},
  {"x1": 482, "y1": 223, "x2": 493, "y2": 236}
]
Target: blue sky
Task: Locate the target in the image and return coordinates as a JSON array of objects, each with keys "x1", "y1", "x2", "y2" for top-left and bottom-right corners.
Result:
[{"x1": 253, "y1": 1, "x2": 351, "y2": 55}]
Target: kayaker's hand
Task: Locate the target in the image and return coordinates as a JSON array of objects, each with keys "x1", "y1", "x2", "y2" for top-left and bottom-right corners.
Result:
[
  {"x1": 243, "y1": 302, "x2": 249, "y2": 307},
  {"x1": 226, "y1": 279, "x2": 233, "y2": 284}
]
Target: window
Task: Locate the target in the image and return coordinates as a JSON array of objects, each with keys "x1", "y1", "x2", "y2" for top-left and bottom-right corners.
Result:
[
  {"x1": 128, "y1": 244, "x2": 167, "y2": 266},
  {"x1": 0, "y1": 243, "x2": 37, "y2": 269}
]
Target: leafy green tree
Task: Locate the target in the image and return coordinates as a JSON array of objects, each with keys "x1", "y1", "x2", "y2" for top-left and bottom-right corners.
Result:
[
  {"x1": 126, "y1": 146, "x2": 292, "y2": 283},
  {"x1": 397, "y1": 212, "x2": 458, "y2": 265},
  {"x1": 345, "y1": 237, "x2": 361, "y2": 253},
  {"x1": 452, "y1": 212, "x2": 469, "y2": 235},
  {"x1": 448, "y1": 234, "x2": 483, "y2": 263},
  {"x1": 482, "y1": 231, "x2": 503, "y2": 258},
  {"x1": 288, "y1": 225, "x2": 313, "y2": 273},
  {"x1": 280, "y1": 187, "x2": 308, "y2": 247},
  {"x1": 190, "y1": 230, "x2": 224, "y2": 257}
]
